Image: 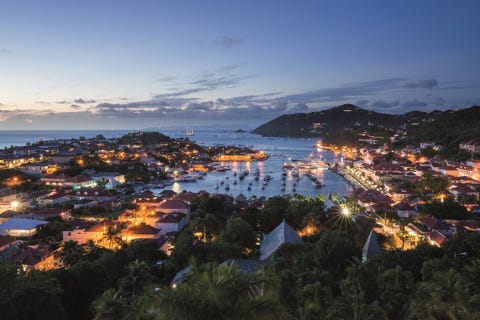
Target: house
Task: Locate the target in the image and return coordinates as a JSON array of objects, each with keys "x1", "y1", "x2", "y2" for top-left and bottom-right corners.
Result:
[
  {"x1": 135, "y1": 196, "x2": 165, "y2": 209},
  {"x1": 19, "y1": 208, "x2": 71, "y2": 220},
  {"x1": 37, "y1": 192, "x2": 71, "y2": 206},
  {"x1": 221, "y1": 259, "x2": 271, "y2": 273},
  {"x1": 89, "y1": 172, "x2": 126, "y2": 188},
  {"x1": 123, "y1": 223, "x2": 161, "y2": 242},
  {"x1": 426, "y1": 230, "x2": 448, "y2": 247},
  {"x1": 41, "y1": 173, "x2": 71, "y2": 186},
  {"x1": 64, "y1": 175, "x2": 97, "y2": 188},
  {"x1": 69, "y1": 187, "x2": 121, "y2": 202},
  {"x1": 420, "y1": 217, "x2": 456, "y2": 236},
  {"x1": 158, "y1": 199, "x2": 190, "y2": 215},
  {"x1": 394, "y1": 202, "x2": 417, "y2": 219},
  {"x1": 13, "y1": 245, "x2": 55, "y2": 271},
  {"x1": 401, "y1": 145, "x2": 419, "y2": 155},
  {"x1": 62, "y1": 220, "x2": 114, "y2": 244},
  {"x1": 17, "y1": 161, "x2": 57, "y2": 177},
  {"x1": 459, "y1": 140, "x2": 480, "y2": 154},
  {"x1": 154, "y1": 212, "x2": 187, "y2": 235},
  {"x1": 173, "y1": 192, "x2": 199, "y2": 204},
  {"x1": 362, "y1": 230, "x2": 381, "y2": 262},
  {"x1": 171, "y1": 266, "x2": 191, "y2": 288},
  {"x1": 51, "y1": 151, "x2": 76, "y2": 164},
  {"x1": 171, "y1": 258, "x2": 271, "y2": 288},
  {"x1": 420, "y1": 141, "x2": 435, "y2": 149},
  {"x1": 259, "y1": 221, "x2": 303, "y2": 261},
  {"x1": 0, "y1": 235, "x2": 19, "y2": 253},
  {"x1": 450, "y1": 184, "x2": 479, "y2": 199},
  {"x1": 0, "y1": 218, "x2": 48, "y2": 237}
]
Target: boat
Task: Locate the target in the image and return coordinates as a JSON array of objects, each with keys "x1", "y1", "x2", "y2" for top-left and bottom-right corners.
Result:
[
  {"x1": 185, "y1": 127, "x2": 195, "y2": 137},
  {"x1": 247, "y1": 186, "x2": 251, "y2": 191},
  {"x1": 263, "y1": 175, "x2": 272, "y2": 181},
  {"x1": 225, "y1": 184, "x2": 230, "y2": 191}
]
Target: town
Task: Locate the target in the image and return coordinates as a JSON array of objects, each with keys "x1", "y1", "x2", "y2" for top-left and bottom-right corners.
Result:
[{"x1": 0, "y1": 127, "x2": 479, "y2": 319}]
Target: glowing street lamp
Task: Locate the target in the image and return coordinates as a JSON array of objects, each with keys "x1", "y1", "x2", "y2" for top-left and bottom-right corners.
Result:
[
  {"x1": 341, "y1": 207, "x2": 350, "y2": 216},
  {"x1": 10, "y1": 200, "x2": 19, "y2": 211}
]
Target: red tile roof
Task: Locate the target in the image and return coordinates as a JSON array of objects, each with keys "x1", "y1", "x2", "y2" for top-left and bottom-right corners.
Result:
[
  {"x1": 158, "y1": 199, "x2": 190, "y2": 210},
  {"x1": 0, "y1": 235, "x2": 16, "y2": 248}
]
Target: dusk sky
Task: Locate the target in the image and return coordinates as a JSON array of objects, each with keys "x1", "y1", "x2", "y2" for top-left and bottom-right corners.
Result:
[{"x1": 1, "y1": 0, "x2": 479, "y2": 129}]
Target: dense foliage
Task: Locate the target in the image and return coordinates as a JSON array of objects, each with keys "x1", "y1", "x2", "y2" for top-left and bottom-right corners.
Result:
[{"x1": 2, "y1": 195, "x2": 480, "y2": 319}]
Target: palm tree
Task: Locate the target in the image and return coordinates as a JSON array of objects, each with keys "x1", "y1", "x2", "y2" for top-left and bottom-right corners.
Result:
[
  {"x1": 143, "y1": 263, "x2": 285, "y2": 320},
  {"x1": 92, "y1": 288, "x2": 131, "y2": 320},
  {"x1": 104, "y1": 224, "x2": 124, "y2": 249},
  {"x1": 61, "y1": 240, "x2": 85, "y2": 267},
  {"x1": 118, "y1": 260, "x2": 155, "y2": 299}
]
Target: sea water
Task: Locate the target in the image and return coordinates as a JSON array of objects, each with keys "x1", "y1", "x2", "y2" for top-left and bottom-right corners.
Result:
[{"x1": 0, "y1": 128, "x2": 351, "y2": 198}]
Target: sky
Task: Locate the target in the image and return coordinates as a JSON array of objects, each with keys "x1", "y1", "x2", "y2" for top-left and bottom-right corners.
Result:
[{"x1": 0, "y1": 0, "x2": 480, "y2": 129}]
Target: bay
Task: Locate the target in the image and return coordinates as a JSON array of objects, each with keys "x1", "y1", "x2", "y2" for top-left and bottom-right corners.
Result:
[{"x1": 0, "y1": 128, "x2": 351, "y2": 198}]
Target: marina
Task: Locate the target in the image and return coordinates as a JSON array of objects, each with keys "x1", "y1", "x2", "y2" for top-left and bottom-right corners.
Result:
[{"x1": 150, "y1": 128, "x2": 351, "y2": 198}]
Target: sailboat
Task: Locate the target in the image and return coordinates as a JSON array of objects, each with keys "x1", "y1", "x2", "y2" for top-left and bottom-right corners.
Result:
[{"x1": 185, "y1": 127, "x2": 195, "y2": 137}]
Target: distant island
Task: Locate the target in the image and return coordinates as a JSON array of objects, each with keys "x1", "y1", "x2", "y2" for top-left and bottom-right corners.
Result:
[{"x1": 234, "y1": 128, "x2": 247, "y2": 133}]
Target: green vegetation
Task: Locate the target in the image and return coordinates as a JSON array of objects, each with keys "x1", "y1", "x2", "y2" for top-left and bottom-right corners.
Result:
[
  {"x1": 252, "y1": 104, "x2": 431, "y2": 138},
  {"x1": 118, "y1": 132, "x2": 173, "y2": 145},
  {"x1": 3, "y1": 195, "x2": 480, "y2": 319}
]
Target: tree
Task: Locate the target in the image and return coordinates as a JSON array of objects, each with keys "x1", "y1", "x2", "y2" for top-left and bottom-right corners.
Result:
[
  {"x1": 145, "y1": 263, "x2": 285, "y2": 320},
  {"x1": 220, "y1": 217, "x2": 256, "y2": 250},
  {"x1": 0, "y1": 270, "x2": 66, "y2": 320},
  {"x1": 418, "y1": 173, "x2": 450, "y2": 196},
  {"x1": 312, "y1": 230, "x2": 359, "y2": 279},
  {"x1": 92, "y1": 288, "x2": 131, "y2": 320},
  {"x1": 443, "y1": 231, "x2": 480, "y2": 259},
  {"x1": 61, "y1": 240, "x2": 85, "y2": 267},
  {"x1": 422, "y1": 199, "x2": 470, "y2": 220},
  {"x1": 376, "y1": 266, "x2": 414, "y2": 319},
  {"x1": 118, "y1": 260, "x2": 156, "y2": 299}
]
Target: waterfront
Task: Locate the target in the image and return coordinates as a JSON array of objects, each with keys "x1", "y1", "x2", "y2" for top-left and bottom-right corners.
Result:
[{"x1": 0, "y1": 128, "x2": 351, "y2": 199}]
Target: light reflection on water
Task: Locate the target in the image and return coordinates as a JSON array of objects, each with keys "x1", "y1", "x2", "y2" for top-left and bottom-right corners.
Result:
[{"x1": 158, "y1": 128, "x2": 352, "y2": 198}]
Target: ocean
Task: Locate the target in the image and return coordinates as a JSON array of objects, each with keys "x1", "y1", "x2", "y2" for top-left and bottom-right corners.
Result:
[{"x1": 0, "y1": 128, "x2": 351, "y2": 198}]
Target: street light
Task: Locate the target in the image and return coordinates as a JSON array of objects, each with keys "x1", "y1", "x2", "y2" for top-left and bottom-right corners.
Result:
[
  {"x1": 341, "y1": 207, "x2": 350, "y2": 216},
  {"x1": 10, "y1": 200, "x2": 19, "y2": 211}
]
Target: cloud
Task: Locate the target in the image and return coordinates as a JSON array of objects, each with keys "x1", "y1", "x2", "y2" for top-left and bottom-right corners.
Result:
[
  {"x1": 404, "y1": 79, "x2": 439, "y2": 89},
  {"x1": 434, "y1": 97, "x2": 445, "y2": 106},
  {"x1": 280, "y1": 78, "x2": 406, "y2": 104},
  {"x1": 289, "y1": 103, "x2": 309, "y2": 112},
  {"x1": 155, "y1": 76, "x2": 177, "y2": 83},
  {"x1": 355, "y1": 99, "x2": 369, "y2": 108},
  {"x1": 371, "y1": 100, "x2": 400, "y2": 110},
  {"x1": 216, "y1": 36, "x2": 244, "y2": 48},
  {"x1": 74, "y1": 98, "x2": 96, "y2": 104},
  {"x1": 153, "y1": 64, "x2": 254, "y2": 99},
  {"x1": 402, "y1": 100, "x2": 429, "y2": 109},
  {"x1": 70, "y1": 104, "x2": 81, "y2": 109},
  {"x1": 56, "y1": 98, "x2": 96, "y2": 104},
  {"x1": 0, "y1": 48, "x2": 12, "y2": 55}
]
